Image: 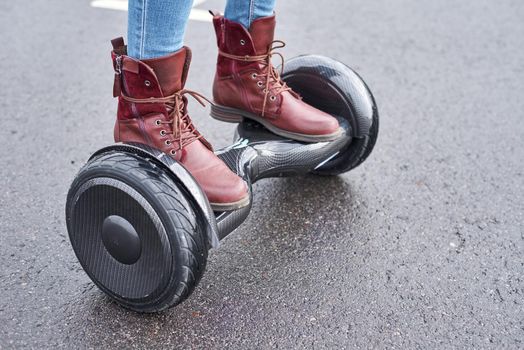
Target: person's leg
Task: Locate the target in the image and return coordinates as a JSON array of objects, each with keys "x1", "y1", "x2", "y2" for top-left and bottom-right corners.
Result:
[
  {"x1": 209, "y1": 6, "x2": 342, "y2": 142},
  {"x1": 127, "y1": 0, "x2": 194, "y2": 59},
  {"x1": 109, "y1": 0, "x2": 249, "y2": 209},
  {"x1": 224, "y1": 0, "x2": 275, "y2": 29}
]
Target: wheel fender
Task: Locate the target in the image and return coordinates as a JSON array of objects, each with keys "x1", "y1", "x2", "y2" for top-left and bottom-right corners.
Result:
[
  {"x1": 281, "y1": 54, "x2": 377, "y2": 138},
  {"x1": 90, "y1": 143, "x2": 220, "y2": 248}
]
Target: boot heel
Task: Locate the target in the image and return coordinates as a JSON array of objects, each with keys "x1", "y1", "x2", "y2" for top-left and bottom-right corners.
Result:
[{"x1": 210, "y1": 104, "x2": 244, "y2": 123}]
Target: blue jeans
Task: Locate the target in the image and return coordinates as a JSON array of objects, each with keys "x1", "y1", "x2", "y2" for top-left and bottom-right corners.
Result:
[{"x1": 128, "y1": 0, "x2": 276, "y2": 59}]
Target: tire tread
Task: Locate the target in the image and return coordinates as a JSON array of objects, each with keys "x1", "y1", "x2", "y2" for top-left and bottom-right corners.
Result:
[{"x1": 71, "y1": 151, "x2": 208, "y2": 312}]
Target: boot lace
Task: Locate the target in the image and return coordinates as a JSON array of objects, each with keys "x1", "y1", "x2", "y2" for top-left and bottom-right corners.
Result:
[
  {"x1": 219, "y1": 40, "x2": 298, "y2": 116},
  {"x1": 121, "y1": 89, "x2": 211, "y2": 152}
]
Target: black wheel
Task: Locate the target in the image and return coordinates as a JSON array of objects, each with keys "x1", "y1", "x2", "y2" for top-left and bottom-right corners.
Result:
[
  {"x1": 281, "y1": 55, "x2": 379, "y2": 175},
  {"x1": 66, "y1": 150, "x2": 208, "y2": 312}
]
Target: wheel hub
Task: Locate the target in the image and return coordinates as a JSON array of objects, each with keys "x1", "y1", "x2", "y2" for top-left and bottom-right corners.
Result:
[{"x1": 101, "y1": 215, "x2": 141, "y2": 265}]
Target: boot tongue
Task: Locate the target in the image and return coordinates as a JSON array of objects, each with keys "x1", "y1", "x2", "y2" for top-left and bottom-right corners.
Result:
[
  {"x1": 142, "y1": 47, "x2": 191, "y2": 96},
  {"x1": 249, "y1": 15, "x2": 276, "y2": 55}
]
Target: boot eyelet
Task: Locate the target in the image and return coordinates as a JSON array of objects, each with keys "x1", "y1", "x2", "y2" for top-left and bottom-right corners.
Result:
[
  {"x1": 257, "y1": 81, "x2": 263, "y2": 87},
  {"x1": 155, "y1": 120, "x2": 161, "y2": 126},
  {"x1": 144, "y1": 80, "x2": 151, "y2": 87},
  {"x1": 262, "y1": 88, "x2": 268, "y2": 93},
  {"x1": 170, "y1": 149, "x2": 176, "y2": 155},
  {"x1": 160, "y1": 130, "x2": 166, "y2": 136},
  {"x1": 251, "y1": 73, "x2": 257, "y2": 79},
  {"x1": 270, "y1": 95, "x2": 276, "y2": 101},
  {"x1": 240, "y1": 39, "x2": 246, "y2": 45},
  {"x1": 165, "y1": 140, "x2": 172, "y2": 146}
]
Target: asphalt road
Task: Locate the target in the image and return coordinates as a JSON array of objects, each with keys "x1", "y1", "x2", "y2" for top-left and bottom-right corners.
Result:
[{"x1": 1, "y1": 0, "x2": 523, "y2": 348}]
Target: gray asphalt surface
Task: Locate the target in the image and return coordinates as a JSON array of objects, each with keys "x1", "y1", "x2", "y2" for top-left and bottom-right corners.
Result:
[{"x1": 1, "y1": 0, "x2": 523, "y2": 348}]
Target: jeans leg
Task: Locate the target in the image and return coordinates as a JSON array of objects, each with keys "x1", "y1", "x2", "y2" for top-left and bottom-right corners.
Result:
[
  {"x1": 127, "y1": 0, "x2": 194, "y2": 59},
  {"x1": 224, "y1": 0, "x2": 276, "y2": 29}
]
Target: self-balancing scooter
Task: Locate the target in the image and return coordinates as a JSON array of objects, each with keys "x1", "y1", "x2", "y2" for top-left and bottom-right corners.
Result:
[{"x1": 66, "y1": 55, "x2": 379, "y2": 312}]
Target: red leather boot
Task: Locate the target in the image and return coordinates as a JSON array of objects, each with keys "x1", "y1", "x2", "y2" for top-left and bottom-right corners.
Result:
[
  {"x1": 110, "y1": 38, "x2": 248, "y2": 210},
  {"x1": 210, "y1": 13, "x2": 342, "y2": 143}
]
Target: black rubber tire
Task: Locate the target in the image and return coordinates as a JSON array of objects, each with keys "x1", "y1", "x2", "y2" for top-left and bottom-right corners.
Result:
[
  {"x1": 66, "y1": 151, "x2": 208, "y2": 312},
  {"x1": 280, "y1": 55, "x2": 379, "y2": 175},
  {"x1": 312, "y1": 106, "x2": 379, "y2": 175}
]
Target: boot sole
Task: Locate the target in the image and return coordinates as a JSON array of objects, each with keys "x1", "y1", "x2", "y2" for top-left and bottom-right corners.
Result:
[
  {"x1": 210, "y1": 104, "x2": 343, "y2": 143},
  {"x1": 209, "y1": 195, "x2": 250, "y2": 212}
]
